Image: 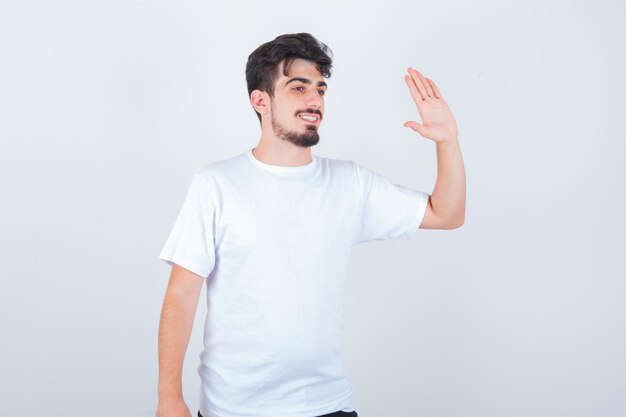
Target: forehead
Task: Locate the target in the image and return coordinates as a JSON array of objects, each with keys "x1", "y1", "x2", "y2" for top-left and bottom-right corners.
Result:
[{"x1": 278, "y1": 58, "x2": 324, "y2": 81}]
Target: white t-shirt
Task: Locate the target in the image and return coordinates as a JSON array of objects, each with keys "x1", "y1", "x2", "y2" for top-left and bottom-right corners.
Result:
[{"x1": 159, "y1": 148, "x2": 430, "y2": 417}]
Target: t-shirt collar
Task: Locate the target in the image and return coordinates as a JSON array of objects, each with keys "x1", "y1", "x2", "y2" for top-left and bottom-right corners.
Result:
[{"x1": 246, "y1": 148, "x2": 317, "y2": 173}]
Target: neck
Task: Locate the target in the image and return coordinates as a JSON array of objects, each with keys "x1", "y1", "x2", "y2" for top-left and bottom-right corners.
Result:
[{"x1": 252, "y1": 140, "x2": 312, "y2": 167}]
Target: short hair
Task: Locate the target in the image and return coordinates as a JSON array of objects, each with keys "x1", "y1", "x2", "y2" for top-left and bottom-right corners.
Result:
[{"x1": 245, "y1": 33, "x2": 333, "y2": 124}]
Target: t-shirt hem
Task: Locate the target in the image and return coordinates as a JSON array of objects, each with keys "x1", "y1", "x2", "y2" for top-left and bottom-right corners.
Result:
[
  {"x1": 198, "y1": 386, "x2": 354, "y2": 417},
  {"x1": 402, "y1": 192, "x2": 430, "y2": 239},
  {"x1": 159, "y1": 250, "x2": 210, "y2": 278}
]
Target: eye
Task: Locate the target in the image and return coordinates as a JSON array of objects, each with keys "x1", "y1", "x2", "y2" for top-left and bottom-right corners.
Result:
[{"x1": 292, "y1": 86, "x2": 325, "y2": 96}]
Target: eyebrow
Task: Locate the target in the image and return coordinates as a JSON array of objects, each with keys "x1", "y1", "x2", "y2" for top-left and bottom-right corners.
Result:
[{"x1": 284, "y1": 77, "x2": 328, "y2": 88}]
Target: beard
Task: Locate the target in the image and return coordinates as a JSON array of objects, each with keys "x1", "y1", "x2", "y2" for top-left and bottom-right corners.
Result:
[{"x1": 271, "y1": 112, "x2": 320, "y2": 148}]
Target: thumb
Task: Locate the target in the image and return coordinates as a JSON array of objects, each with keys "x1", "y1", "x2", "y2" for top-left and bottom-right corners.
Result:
[{"x1": 404, "y1": 121, "x2": 424, "y2": 134}]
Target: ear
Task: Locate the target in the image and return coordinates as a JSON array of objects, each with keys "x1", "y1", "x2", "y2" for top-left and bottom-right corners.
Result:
[{"x1": 250, "y1": 90, "x2": 270, "y2": 116}]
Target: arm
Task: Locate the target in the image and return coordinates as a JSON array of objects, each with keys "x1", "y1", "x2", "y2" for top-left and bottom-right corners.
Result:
[
  {"x1": 402, "y1": 67, "x2": 466, "y2": 229},
  {"x1": 421, "y1": 140, "x2": 466, "y2": 229},
  {"x1": 156, "y1": 263, "x2": 204, "y2": 416}
]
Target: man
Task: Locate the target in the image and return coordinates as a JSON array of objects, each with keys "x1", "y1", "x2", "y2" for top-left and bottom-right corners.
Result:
[{"x1": 155, "y1": 33, "x2": 465, "y2": 417}]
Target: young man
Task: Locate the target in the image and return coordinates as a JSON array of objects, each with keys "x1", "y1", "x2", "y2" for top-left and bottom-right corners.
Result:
[{"x1": 155, "y1": 33, "x2": 465, "y2": 417}]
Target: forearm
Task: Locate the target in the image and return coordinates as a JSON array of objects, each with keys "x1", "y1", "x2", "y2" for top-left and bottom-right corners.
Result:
[
  {"x1": 431, "y1": 139, "x2": 466, "y2": 227},
  {"x1": 157, "y1": 289, "x2": 199, "y2": 401}
]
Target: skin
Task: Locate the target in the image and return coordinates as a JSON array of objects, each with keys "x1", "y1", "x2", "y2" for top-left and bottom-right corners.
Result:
[
  {"x1": 156, "y1": 264, "x2": 203, "y2": 417},
  {"x1": 403, "y1": 67, "x2": 466, "y2": 229},
  {"x1": 155, "y1": 58, "x2": 467, "y2": 417},
  {"x1": 250, "y1": 60, "x2": 465, "y2": 229},
  {"x1": 250, "y1": 58, "x2": 326, "y2": 167}
]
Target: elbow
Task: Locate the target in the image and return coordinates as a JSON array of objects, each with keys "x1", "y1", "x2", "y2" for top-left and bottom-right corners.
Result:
[{"x1": 446, "y1": 215, "x2": 465, "y2": 230}]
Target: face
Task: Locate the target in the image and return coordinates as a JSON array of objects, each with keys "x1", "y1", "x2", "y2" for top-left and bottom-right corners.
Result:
[{"x1": 267, "y1": 58, "x2": 327, "y2": 148}]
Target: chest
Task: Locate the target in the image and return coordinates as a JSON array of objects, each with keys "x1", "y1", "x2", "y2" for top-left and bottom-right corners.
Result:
[{"x1": 213, "y1": 178, "x2": 358, "y2": 249}]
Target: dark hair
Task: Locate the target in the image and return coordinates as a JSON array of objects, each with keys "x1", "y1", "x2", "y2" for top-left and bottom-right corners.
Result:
[{"x1": 245, "y1": 33, "x2": 333, "y2": 124}]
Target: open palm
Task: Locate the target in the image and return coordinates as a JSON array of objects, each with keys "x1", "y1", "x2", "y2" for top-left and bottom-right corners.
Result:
[{"x1": 403, "y1": 67, "x2": 458, "y2": 144}]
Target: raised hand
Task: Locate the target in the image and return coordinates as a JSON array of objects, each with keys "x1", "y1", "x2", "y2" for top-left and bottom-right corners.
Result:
[{"x1": 403, "y1": 67, "x2": 458, "y2": 145}]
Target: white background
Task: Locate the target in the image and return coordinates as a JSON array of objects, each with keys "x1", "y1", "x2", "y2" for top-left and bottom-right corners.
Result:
[{"x1": 1, "y1": 1, "x2": 625, "y2": 416}]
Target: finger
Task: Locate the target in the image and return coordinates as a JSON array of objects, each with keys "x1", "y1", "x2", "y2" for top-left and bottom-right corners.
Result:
[
  {"x1": 426, "y1": 77, "x2": 442, "y2": 99},
  {"x1": 404, "y1": 75, "x2": 424, "y2": 107},
  {"x1": 413, "y1": 68, "x2": 434, "y2": 98},
  {"x1": 408, "y1": 68, "x2": 429, "y2": 99},
  {"x1": 404, "y1": 120, "x2": 425, "y2": 135}
]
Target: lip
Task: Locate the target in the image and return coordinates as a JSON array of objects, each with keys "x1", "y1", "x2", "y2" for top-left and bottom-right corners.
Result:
[{"x1": 298, "y1": 113, "x2": 321, "y2": 124}]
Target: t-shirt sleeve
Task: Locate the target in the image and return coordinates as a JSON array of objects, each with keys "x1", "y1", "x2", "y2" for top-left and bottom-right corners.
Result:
[
  {"x1": 353, "y1": 162, "x2": 430, "y2": 244},
  {"x1": 158, "y1": 171, "x2": 217, "y2": 278}
]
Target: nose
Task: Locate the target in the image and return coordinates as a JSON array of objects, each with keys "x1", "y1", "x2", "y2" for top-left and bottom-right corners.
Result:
[{"x1": 305, "y1": 90, "x2": 323, "y2": 111}]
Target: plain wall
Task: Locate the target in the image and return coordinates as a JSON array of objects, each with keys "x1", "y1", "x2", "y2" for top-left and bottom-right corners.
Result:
[{"x1": 1, "y1": 0, "x2": 625, "y2": 416}]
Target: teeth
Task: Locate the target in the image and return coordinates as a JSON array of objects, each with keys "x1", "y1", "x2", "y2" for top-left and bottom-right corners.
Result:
[{"x1": 299, "y1": 115, "x2": 317, "y2": 121}]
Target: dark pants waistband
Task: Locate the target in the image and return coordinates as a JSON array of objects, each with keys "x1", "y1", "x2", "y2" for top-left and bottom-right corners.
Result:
[{"x1": 198, "y1": 410, "x2": 358, "y2": 417}]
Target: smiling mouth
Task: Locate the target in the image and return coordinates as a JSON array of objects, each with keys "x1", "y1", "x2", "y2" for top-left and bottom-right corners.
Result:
[{"x1": 298, "y1": 114, "x2": 320, "y2": 124}]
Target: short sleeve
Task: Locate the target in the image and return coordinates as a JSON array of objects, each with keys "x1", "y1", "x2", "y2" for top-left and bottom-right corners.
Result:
[
  {"x1": 353, "y1": 162, "x2": 430, "y2": 244},
  {"x1": 158, "y1": 171, "x2": 217, "y2": 278}
]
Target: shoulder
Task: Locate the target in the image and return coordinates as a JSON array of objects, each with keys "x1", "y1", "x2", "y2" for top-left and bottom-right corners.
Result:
[
  {"x1": 316, "y1": 154, "x2": 358, "y2": 176},
  {"x1": 194, "y1": 151, "x2": 249, "y2": 183}
]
